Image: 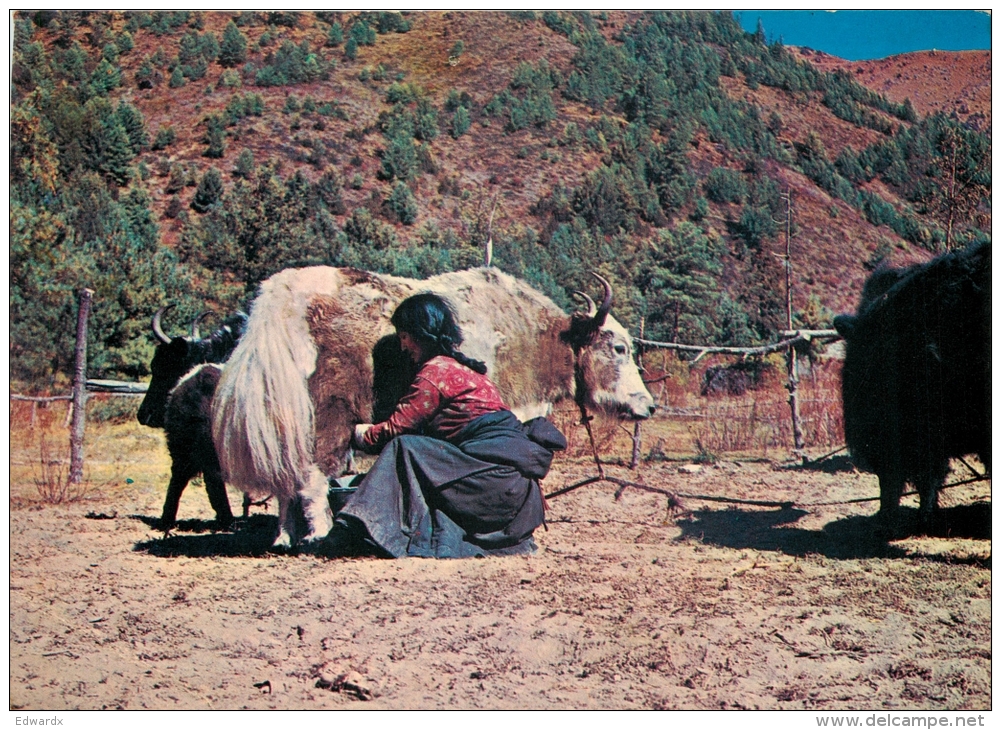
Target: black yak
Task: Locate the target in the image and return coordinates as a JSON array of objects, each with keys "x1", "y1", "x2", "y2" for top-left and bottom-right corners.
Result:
[
  {"x1": 833, "y1": 242, "x2": 990, "y2": 528},
  {"x1": 160, "y1": 364, "x2": 232, "y2": 529},
  {"x1": 137, "y1": 307, "x2": 247, "y2": 529}
]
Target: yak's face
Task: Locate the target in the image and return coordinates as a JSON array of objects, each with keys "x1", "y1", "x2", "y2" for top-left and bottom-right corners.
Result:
[
  {"x1": 576, "y1": 315, "x2": 655, "y2": 420},
  {"x1": 137, "y1": 338, "x2": 192, "y2": 428}
]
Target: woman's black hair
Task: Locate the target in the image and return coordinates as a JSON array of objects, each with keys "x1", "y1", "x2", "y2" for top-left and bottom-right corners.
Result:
[{"x1": 391, "y1": 292, "x2": 488, "y2": 374}]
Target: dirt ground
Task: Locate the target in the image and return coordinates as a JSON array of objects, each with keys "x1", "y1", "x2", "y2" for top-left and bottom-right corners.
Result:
[{"x1": 9, "y1": 428, "x2": 991, "y2": 711}]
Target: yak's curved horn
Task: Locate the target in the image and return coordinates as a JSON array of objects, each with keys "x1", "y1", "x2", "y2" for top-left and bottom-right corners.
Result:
[
  {"x1": 591, "y1": 272, "x2": 613, "y2": 327},
  {"x1": 190, "y1": 310, "x2": 215, "y2": 340},
  {"x1": 152, "y1": 305, "x2": 175, "y2": 345},
  {"x1": 572, "y1": 291, "x2": 597, "y2": 318}
]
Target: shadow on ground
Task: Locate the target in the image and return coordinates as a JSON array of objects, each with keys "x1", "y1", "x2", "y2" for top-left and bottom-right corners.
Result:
[
  {"x1": 131, "y1": 514, "x2": 278, "y2": 557},
  {"x1": 677, "y1": 502, "x2": 991, "y2": 565},
  {"x1": 789, "y1": 454, "x2": 859, "y2": 475}
]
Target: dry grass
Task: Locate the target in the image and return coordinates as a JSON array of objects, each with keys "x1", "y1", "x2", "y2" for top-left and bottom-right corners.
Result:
[{"x1": 10, "y1": 398, "x2": 168, "y2": 507}]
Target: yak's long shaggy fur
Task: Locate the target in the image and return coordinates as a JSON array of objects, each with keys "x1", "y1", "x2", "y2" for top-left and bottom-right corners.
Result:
[{"x1": 212, "y1": 267, "x2": 338, "y2": 501}]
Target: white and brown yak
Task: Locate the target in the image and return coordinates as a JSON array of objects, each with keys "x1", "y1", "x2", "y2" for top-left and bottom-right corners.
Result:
[{"x1": 211, "y1": 266, "x2": 655, "y2": 549}]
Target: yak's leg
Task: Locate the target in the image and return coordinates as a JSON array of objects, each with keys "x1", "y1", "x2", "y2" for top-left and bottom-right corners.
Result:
[
  {"x1": 875, "y1": 471, "x2": 905, "y2": 537},
  {"x1": 202, "y1": 463, "x2": 234, "y2": 528},
  {"x1": 272, "y1": 495, "x2": 297, "y2": 550},
  {"x1": 160, "y1": 461, "x2": 198, "y2": 531},
  {"x1": 915, "y1": 470, "x2": 944, "y2": 535},
  {"x1": 298, "y1": 465, "x2": 335, "y2": 545}
]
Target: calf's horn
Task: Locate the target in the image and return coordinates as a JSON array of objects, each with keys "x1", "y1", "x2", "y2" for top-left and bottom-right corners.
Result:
[
  {"x1": 190, "y1": 310, "x2": 215, "y2": 340},
  {"x1": 152, "y1": 305, "x2": 175, "y2": 344}
]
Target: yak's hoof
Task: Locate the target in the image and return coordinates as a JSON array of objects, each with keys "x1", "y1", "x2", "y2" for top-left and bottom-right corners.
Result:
[{"x1": 270, "y1": 530, "x2": 295, "y2": 553}]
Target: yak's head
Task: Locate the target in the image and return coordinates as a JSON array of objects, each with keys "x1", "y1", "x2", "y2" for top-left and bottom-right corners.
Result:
[
  {"x1": 136, "y1": 307, "x2": 214, "y2": 428},
  {"x1": 562, "y1": 274, "x2": 655, "y2": 421}
]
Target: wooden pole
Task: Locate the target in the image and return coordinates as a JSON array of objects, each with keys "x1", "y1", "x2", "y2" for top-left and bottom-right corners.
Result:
[
  {"x1": 630, "y1": 316, "x2": 645, "y2": 469},
  {"x1": 69, "y1": 288, "x2": 94, "y2": 486},
  {"x1": 780, "y1": 191, "x2": 805, "y2": 452}
]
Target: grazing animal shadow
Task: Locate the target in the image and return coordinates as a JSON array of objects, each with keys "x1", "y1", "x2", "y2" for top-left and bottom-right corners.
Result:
[
  {"x1": 132, "y1": 514, "x2": 280, "y2": 558},
  {"x1": 677, "y1": 502, "x2": 991, "y2": 565}
]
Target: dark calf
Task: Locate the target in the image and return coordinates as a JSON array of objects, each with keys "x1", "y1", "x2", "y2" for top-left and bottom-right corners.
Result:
[
  {"x1": 160, "y1": 364, "x2": 233, "y2": 529},
  {"x1": 137, "y1": 307, "x2": 248, "y2": 528}
]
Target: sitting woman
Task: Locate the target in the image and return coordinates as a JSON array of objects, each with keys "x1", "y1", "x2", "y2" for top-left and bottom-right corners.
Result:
[{"x1": 333, "y1": 292, "x2": 566, "y2": 558}]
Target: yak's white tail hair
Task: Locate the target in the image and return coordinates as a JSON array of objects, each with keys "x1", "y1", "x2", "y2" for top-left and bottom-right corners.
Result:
[{"x1": 212, "y1": 267, "x2": 341, "y2": 500}]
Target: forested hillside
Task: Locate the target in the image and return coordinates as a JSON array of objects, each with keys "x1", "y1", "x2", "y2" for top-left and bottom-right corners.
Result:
[{"x1": 10, "y1": 10, "x2": 991, "y2": 388}]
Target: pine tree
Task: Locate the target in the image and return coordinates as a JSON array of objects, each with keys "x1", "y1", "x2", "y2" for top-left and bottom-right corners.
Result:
[
  {"x1": 218, "y1": 20, "x2": 248, "y2": 67},
  {"x1": 387, "y1": 181, "x2": 418, "y2": 224},
  {"x1": 326, "y1": 22, "x2": 343, "y2": 46},
  {"x1": 203, "y1": 114, "x2": 226, "y2": 158},
  {"x1": 451, "y1": 105, "x2": 471, "y2": 139},
  {"x1": 234, "y1": 148, "x2": 255, "y2": 179},
  {"x1": 344, "y1": 37, "x2": 358, "y2": 60},
  {"x1": 168, "y1": 65, "x2": 186, "y2": 88},
  {"x1": 116, "y1": 101, "x2": 148, "y2": 155},
  {"x1": 192, "y1": 167, "x2": 224, "y2": 212}
]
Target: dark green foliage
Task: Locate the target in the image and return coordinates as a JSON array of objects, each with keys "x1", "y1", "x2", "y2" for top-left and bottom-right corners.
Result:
[
  {"x1": 413, "y1": 98, "x2": 439, "y2": 141},
  {"x1": 254, "y1": 40, "x2": 326, "y2": 86},
  {"x1": 115, "y1": 101, "x2": 148, "y2": 155},
  {"x1": 180, "y1": 162, "x2": 349, "y2": 291},
  {"x1": 203, "y1": 114, "x2": 226, "y2": 158},
  {"x1": 376, "y1": 12, "x2": 409, "y2": 33},
  {"x1": 234, "y1": 149, "x2": 255, "y2": 180},
  {"x1": 387, "y1": 181, "x2": 418, "y2": 224},
  {"x1": 192, "y1": 168, "x2": 224, "y2": 212},
  {"x1": 451, "y1": 106, "x2": 471, "y2": 139},
  {"x1": 316, "y1": 170, "x2": 346, "y2": 214},
  {"x1": 79, "y1": 98, "x2": 134, "y2": 185},
  {"x1": 736, "y1": 204, "x2": 777, "y2": 250},
  {"x1": 487, "y1": 60, "x2": 560, "y2": 133},
  {"x1": 135, "y1": 58, "x2": 160, "y2": 88},
  {"x1": 445, "y1": 89, "x2": 473, "y2": 113},
  {"x1": 168, "y1": 65, "x2": 186, "y2": 88},
  {"x1": 386, "y1": 82, "x2": 422, "y2": 104},
  {"x1": 350, "y1": 17, "x2": 377, "y2": 46},
  {"x1": 542, "y1": 11, "x2": 576, "y2": 37},
  {"x1": 326, "y1": 22, "x2": 343, "y2": 46},
  {"x1": 344, "y1": 37, "x2": 358, "y2": 60},
  {"x1": 632, "y1": 223, "x2": 735, "y2": 344},
  {"x1": 704, "y1": 167, "x2": 747, "y2": 204},
  {"x1": 11, "y1": 90, "x2": 200, "y2": 382},
  {"x1": 379, "y1": 131, "x2": 418, "y2": 182},
  {"x1": 56, "y1": 42, "x2": 89, "y2": 84},
  {"x1": 140, "y1": 11, "x2": 191, "y2": 36},
  {"x1": 218, "y1": 21, "x2": 248, "y2": 67},
  {"x1": 89, "y1": 58, "x2": 121, "y2": 96},
  {"x1": 225, "y1": 92, "x2": 264, "y2": 125}
]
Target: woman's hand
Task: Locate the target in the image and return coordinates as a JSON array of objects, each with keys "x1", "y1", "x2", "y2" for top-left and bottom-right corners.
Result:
[{"x1": 352, "y1": 423, "x2": 374, "y2": 449}]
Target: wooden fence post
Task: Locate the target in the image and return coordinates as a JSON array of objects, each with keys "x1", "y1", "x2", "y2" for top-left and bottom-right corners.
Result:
[
  {"x1": 69, "y1": 288, "x2": 94, "y2": 486},
  {"x1": 630, "y1": 315, "x2": 645, "y2": 469}
]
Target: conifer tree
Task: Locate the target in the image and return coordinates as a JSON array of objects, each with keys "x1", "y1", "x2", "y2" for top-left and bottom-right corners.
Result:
[
  {"x1": 203, "y1": 114, "x2": 226, "y2": 158},
  {"x1": 218, "y1": 20, "x2": 248, "y2": 67},
  {"x1": 192, "y1": 167, "x2": 224, "y2": 212}
]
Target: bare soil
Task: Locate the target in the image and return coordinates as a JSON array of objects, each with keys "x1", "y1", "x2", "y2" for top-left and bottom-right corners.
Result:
[{"x1": 9, "y1": 426, "x2": 991, "y2": 711}]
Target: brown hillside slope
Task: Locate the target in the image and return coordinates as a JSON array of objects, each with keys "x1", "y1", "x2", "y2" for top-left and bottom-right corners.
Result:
[
  {"x1": 23, "y1": 11, "x2": 988, "y2": 321},
  {"x1": 793, "y1": 48, "x2": 991, "y2": 132}
]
